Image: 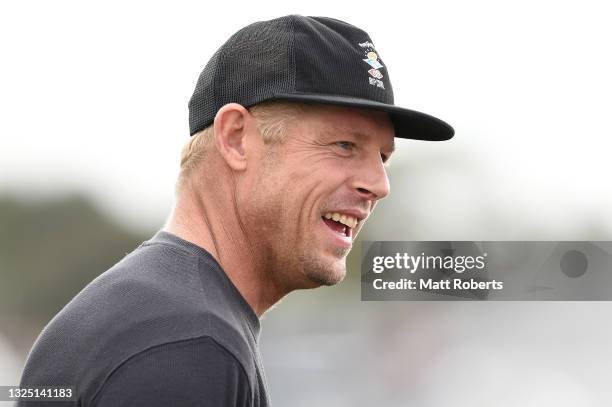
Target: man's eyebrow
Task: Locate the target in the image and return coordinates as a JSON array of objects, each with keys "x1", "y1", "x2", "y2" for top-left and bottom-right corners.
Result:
[
  {"x1": 352, "y1": 130, "x2": 395, "y2": 154},
  {"x1": 327, "y1": 126, "x2": 395, "y2": 153}
]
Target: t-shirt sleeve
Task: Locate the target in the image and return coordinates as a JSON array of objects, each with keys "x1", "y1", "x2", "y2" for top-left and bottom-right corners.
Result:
[{"x1": 91, "y1": 336, "x2": 251, "y2": 407}]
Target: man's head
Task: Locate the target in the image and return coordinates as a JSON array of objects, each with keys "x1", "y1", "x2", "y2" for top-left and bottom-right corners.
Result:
[
  {"x1": 173, "y1": 15, "x2": 453, "y2": 301},
  {"x1": 177, "y1": 100, "x2": 394, "y2": 290}
]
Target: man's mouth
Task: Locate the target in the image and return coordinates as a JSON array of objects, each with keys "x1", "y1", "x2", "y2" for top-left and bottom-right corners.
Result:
[{"x1": 321, "y1": 212, "x2": 359, "y2": 238}]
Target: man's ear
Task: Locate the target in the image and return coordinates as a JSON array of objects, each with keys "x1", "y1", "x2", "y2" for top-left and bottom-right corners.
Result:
[{"x1": 213, "y1": 103, "x2": 252, "y2": 171}]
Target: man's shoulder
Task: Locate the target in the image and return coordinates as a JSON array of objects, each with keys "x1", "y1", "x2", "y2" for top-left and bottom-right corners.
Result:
[{"x1": 20, "y1": 236, "x2": 258, "y2": 405}]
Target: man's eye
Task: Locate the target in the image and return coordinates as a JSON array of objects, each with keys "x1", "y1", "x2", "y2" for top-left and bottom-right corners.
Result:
[{"x1": 335, "y1": 141, "x2": 355, "y2": 150}]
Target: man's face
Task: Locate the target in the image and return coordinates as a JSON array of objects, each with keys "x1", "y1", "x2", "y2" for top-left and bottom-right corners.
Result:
[{"x1": 239, "y1": 104, "x2": 395, "y2": 290}]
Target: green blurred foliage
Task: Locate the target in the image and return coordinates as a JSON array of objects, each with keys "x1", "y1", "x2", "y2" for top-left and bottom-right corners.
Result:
[{"x1": 0, "y1": 194, "x2": 151, "y2": 336}]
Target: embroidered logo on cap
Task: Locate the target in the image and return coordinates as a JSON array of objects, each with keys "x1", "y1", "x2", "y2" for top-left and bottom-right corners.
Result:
[
  {"x1": 359, "y1": 41, "x2": 385, "y2": 89},
  {"x1": 369, "y1": 77, "x2": 385, "y2": 89},
  {"x1": 363, "y1": 52, "x2": 384, "y2": 69},
  {"x1": 368, "y1": 68, "x2": 383, "y2": 79}
]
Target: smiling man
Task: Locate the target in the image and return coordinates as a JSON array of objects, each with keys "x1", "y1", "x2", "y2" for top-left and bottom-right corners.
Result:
[
  {"x1": 172, "y1": 101, "x2": 395, "y2": 305},
  {"x1": 18, "y1": 15, "x2": 453, "y2": 407}
]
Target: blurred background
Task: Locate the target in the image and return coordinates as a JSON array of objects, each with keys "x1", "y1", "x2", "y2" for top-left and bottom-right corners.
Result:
[{"x1": 1, "y1": 1, "x2": 611, "y2": 406}]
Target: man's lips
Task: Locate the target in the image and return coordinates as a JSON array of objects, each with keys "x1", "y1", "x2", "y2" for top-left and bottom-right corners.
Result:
[
  {"x1": 319, "y1": 217, "x2": 352, "y2": 249},
  {"x1": 322, "y1": 217, "x2": 352, "y2": 237},
  {"x1": 320, "y1": 209, "x2": 368, "y2": 239}
]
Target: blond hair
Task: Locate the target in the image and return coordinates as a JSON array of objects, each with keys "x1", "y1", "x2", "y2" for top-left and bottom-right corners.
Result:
[{"x1": 176, "y1": 100, "x2": 308, "y2": 192}]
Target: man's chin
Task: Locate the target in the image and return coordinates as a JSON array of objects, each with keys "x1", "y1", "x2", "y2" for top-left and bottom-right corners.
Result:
[
  {"x1": 305, "y1": 260, "x2": 347, "y2": 287},
  {"x1": 296, "y1": 247, "x2": 349, "y2": 288}
]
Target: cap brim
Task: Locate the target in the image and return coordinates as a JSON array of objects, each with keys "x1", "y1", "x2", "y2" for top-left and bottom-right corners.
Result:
[{"x1": 272, "y1": 92, "x2": 454, "y2": 141}]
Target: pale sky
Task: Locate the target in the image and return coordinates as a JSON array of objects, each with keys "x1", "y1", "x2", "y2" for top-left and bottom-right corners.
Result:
[{"x1": 1, "y1": 0, "x2": 610, "y2": 235}]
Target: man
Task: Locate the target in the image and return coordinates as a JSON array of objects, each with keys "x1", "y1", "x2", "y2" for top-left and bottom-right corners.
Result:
[{"x1": 18, "y1": 15, "x2": 453, "y2": 406}]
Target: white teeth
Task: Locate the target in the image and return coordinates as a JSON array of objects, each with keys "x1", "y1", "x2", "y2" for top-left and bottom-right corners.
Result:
[{"x1": 323, "y1": 212, "x2": 358, "y2": 228}]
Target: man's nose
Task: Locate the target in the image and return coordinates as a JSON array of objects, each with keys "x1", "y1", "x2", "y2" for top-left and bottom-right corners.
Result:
[{"x1": 351, "y1": 154, "x2": 390, "y2": 201}]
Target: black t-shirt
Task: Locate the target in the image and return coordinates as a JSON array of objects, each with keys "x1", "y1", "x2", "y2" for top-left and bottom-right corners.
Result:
[{"x1": 18, "y1": 231, "x2": 271, "y2": 406}]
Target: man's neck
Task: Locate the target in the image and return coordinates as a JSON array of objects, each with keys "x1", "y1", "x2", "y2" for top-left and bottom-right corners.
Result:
[{"x1": 164, "y1": 189, "x2": 288, "y2": 317}]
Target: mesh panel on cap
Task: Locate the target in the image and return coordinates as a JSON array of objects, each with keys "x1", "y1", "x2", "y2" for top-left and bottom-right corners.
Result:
[
  {"x1": 188, "y1": 16, "x2": 295, "y2": 135},
  {"x1": 188, "y1": 48, "x2": 221, "y2": 134}
]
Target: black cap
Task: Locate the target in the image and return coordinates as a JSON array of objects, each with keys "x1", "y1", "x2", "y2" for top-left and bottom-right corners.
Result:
[{"x1": 189, "y1": 15, "x2": 454, "y2": 141}]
